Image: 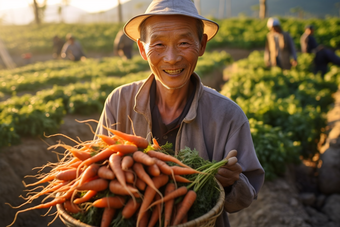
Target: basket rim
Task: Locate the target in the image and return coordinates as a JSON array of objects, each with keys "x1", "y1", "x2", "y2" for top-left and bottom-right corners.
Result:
[{"x1": 57, "y1": 178, "x2": 225, "y2": 227}]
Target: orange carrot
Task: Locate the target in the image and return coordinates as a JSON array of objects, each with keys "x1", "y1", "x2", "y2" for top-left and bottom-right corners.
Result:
[
  {"x1": 55, "y1": 168, "x2": 78, "y2": 181},
  {"x1": 97, "y1": 166, "x2": 115, "y2": 180},
  {"x1": 78, "y1": 163, "x2": 100, "y2": 186},
  {"x1": 147, "y1": 164, "x2": 160, "y2": 177},
  {"x1": 109, "y1": 153, "x2": 135, "y2": 200},
  {"x1": 149, "y1": 186, "x2": 187, "y2": 209},
  {"x1": 154, "y1": 158, "x2": 173, "y2": 175},
  {"x1": 122, "y1": 197, "x2": 141, "y2": 219},
  {"x1": 73, "y1": 190, "x2": 97, "y2": 204},
  {"x1": 76, "y1": 178, "x2": 108, "y2": 191},
  {"x1": 139, "y1": 210, "x2": 150, "y2": 227},
  {"x1": 147, "y1": 194, "x2": 161, "y2": 227},
  {"x1": 135, "y1": 177, "x2": 146, "y2": 191},
  {"x1": 7, "y1": 197, "x2": 66, "y2": 227},
  {"x1": 23, "y1": 173, "x2": 57, "y2": 187},
  {"x1": 109, "y1": 179, "x2": 140, "y2": 197},
  {"x1": 125, "y1": 171, "x2": 135, "y2": 184},
  {"x1": 147, "y1": 150, "x2": 191, "y2": 168},
  {"x1": 69, "y1": 147, "x2": 91, "y2": 161},
  {"x1": 171, "y1": 166, "x2": 201, "y2": 175},
  {"x1": 172, "y1": 190, "x2": 197, "y2": 225},
  {"x1": 92, "y1": 196, "x2": 126, "y2": 209},
  {"x1": 136, "y1": 174, "x2": 169, "y2": 227},
  {"x1": 133, "y1": 151, "x2": 155, "y2": 166},
  {"x1": 164, "y1": 183, "x2": 176, "y2": 227},
  {"x1": 107, "y1": 129, "x2": 149, "y2": 149},
  {"x1": 97, "y1": 134, "x2": 118, "y2": 146},
  {"x1": 101, "y1": 207, "x2": 116, "y2": 227},
  {"x1": 78, "y1": 146, "x2": 117, "y2": 170},
  {"x1": 133, "y1": 163, "x2": 158, "y2": 193},
  {"x1": 151, "y1": 138, "x2": 162, "y2": 150},
  {"x1": 173, "y1": 175, "x2": 192, "y2": 183},
  {"x1": 121, "y1": 156, "x2": 134, "y2": 171},
  {"x1": 63, "y1": 200, "x2": 80, "y2": 214}
]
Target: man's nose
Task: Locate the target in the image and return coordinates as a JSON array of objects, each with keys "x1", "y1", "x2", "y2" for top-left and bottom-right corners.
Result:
[{"x1": 163, "y1": 46, "x2": 182, "y2": 64}]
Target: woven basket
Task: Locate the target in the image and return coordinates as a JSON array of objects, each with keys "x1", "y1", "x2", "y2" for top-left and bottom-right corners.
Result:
[{"x1": 57, "y1": 179, "x2": 225, "y2": 227}]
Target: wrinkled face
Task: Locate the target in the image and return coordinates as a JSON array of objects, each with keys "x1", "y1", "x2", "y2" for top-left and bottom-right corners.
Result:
[{"x1": 137, "y1": 15, "x2": 207, "y2": 90}]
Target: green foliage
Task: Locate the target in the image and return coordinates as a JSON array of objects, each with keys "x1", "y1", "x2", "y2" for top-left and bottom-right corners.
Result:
[{"x1": 220, "y1": 50, "x2": 340, "y2": 179}]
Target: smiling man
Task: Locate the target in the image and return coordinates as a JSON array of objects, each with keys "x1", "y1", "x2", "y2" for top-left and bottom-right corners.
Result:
[{"x1": 96, "y1": 0, "x2": 264, "y2": 226}]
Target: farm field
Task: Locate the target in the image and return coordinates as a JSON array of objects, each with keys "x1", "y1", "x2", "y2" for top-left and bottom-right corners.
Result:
[{"x1": 1, "y1": 17, "x2": 340, "y2": 227}]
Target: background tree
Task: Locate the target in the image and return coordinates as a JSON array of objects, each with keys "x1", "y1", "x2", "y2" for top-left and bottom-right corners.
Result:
[
  {"x1": 290, "y1": 7, "x2": 305, "y2": 19},
  {"x1": 31, "y1": 0, "x2": 47, "y2": 25},
  {"x1": 58, "y1": 0, "x2": 71, "y2": 23},
  {"x1": 117, "y1": 0, "x2": 122, "y2": 23},
  {"x1": 259, "y1": 0, "x2": 266, "y2": 19},
  {"x1": 251, "y1": 4, "x2": 260, "y2": 18}
]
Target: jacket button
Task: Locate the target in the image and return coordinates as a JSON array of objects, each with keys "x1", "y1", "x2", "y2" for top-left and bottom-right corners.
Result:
[{"x1": 163, "y1": 135, "x2": 168, "y2": 140}]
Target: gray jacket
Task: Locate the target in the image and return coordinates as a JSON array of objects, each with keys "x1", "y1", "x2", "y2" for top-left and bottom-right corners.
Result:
[{"x1": 96, "y1": 73, "x2": 265, "y2": 226}]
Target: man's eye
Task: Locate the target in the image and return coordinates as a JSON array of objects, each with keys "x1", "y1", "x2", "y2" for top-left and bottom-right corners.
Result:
[{"x1": 180, "y1": 42, "x2": 189, "y2": 45}]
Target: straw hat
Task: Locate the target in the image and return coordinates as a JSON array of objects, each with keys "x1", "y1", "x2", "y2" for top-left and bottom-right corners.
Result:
[{"x1": 123, "y1": 0, "x2": 219, "y2": 42}]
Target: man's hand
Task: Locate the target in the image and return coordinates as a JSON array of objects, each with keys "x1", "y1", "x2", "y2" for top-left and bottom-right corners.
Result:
[{"x1": 215, "y1": 150, "x2": 242, "y2": 188}]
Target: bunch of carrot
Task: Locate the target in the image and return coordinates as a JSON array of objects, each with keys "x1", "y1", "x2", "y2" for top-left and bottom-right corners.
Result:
[{"x1": 6, "y1": 125, "x2": 223, "y2": 227}]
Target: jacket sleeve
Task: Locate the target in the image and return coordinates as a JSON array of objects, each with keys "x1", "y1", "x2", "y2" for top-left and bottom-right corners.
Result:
[
  {"x1": 223, "y1": 121, "x2": 265, "y2": 213},
  {"x1": 264, "y1": 35, "x2": 270, "y2": 66}
]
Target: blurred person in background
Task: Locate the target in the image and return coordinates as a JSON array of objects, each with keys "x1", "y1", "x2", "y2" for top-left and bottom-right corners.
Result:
[
  {"x1": 96, "y1": 0, "x2": 264, "y2": 226},
  {"x1": 300, "y1": 25, "x2": 318, "y2": 54},
  {"x1": 61, "y1": 34, "x2": 86, "y2": 61},
  {"x1": 114, "y1": 30, "x2": 134, "y2": 60},
  {"x1": 264, "y1": 17, "x2": 297, "y2": 70},
  {"x1": 52, "y1": 35, "x2": 65, "y2": 59},
  {"x1": 300, "y1": 25, "x2": 340, "y2": 77}
]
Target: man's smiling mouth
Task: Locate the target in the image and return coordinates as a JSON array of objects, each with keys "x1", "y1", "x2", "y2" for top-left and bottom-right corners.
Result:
[{"x1": 163, "y1": 69, "x2": 184, "y2": 75}]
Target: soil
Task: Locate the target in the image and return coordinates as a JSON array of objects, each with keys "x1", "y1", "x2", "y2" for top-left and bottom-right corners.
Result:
[{"x1": 0, "y1": 48, "x2": 338, "y2": 227}]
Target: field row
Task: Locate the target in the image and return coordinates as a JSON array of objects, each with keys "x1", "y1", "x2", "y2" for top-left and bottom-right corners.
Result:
[{"x1": 0, "y1": 17, "x2": 339, "y2": 56}]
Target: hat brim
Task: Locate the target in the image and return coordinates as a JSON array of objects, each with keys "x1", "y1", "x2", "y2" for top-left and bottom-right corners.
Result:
[{"x1": 124, "y1": 13, "x2": 219, "y2": 42}]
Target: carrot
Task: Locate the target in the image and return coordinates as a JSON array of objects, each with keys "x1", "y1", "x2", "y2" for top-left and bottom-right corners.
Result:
[
  {"x1": 147, "y1": 150, "x2": 191, "y2": 168},
  {"x1": 148, "y1": 186, "x2": 187, "y2": 209},
  {"x1": 121, "y1": 155, "x2": 134, "y2": 171},
  {"x1": 23, "y1": 172, "x2": 57, "y2": 187},
  {"x1": 7, "y1": 197, "x2": 65, "y2": 227},
  {"x1": 172, "y1": 190, "x2": 197, "y2": 225},
  {"x1": 69, "y1": 147, "x2": 91, "y2": 161},
  {"x1": 154, "y1": 158, "x2": 173, "y2": 175},
  {"x1": 63, "y1": 200, "x2": 81, "y2": 214},
  {"x1": 133, "y1": 151, "x2": 155, "y2": 166},
  {"x1": 135, "y1": 177, "x2": 146, "y2": 191},
  {"x1": 77, "y1": 146, "x2": 117, "y2": 171},
  {"x1": 163, "y1": 183, "x2": 176, "y2": 227},
  {"x1": 151, "y1": 138, "x2": 162, "y2": 150},
  {"x1": 171, "y1": 166, "x2": 201, "y2": 175},
  {"x1": 76, "y1": 178, "x2": 108, "y2": 191},
  {"x1": 97, "y1": 134, "x2": 118, "y2": 146},
  {"x1": 133, "y1": 163, "x2": 158, "y2": 194},
  {"x1": 92, "y1": 196, "x2": 126, "y2": 209},
  {"x1": 107, "y1": 129, "x2": 149, "y2": 149},
  {"x1": 97, "y1": 166, "x2": 115, "y2": 180},
  {"x1": 122, "y1": 197, "x2": 141, "y2": 219},
  {"x1": 147, "y1": 194, "x2": 161, "y2": 227},
  {"x1": 109, "y1": 153, "x2": 136, "y2": 201},
  {"x1": 109, "y1": 179, "x2": 140, "y2": 197},
  {"x1": 78, "y1": 163, "x2": 100, "y2": 186},
  {"x1": 55, "y1": 168, "x2": 78, "y2": 181},
  {"x1": 136, "y1": 174, "x2": 169, "y2": 227},
  {"x1": 147, "y1": 164, "x2": 160, "y2": 177},
  {"x1": 172, "y1": 175, "x2": 192, "y2": 183},
  {"x1": 73, "y1": 190, "x2": 97, "y2": 204},
  {"x1": 139, "y1": 210, "x2": 150, "y2": 227},
  {"x1": 125, "y1": 171, "x2": 135, "y2": 184},
  {"x1": 101, "y1": 207, "x2": 116, "y2": 227}
]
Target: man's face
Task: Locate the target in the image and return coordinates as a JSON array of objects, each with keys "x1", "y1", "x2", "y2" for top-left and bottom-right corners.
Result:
[{"x1": 137, "y1": 15, "x2": 207, "y2": 90}]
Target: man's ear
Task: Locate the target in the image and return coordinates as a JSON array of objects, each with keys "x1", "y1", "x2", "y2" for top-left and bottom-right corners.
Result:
[
  {"x1": 137, "y1": 39, "x2": 148, "y2": 60},
  {"x1": 199, "y1": 34, "x2": 208, "y2": 57}
]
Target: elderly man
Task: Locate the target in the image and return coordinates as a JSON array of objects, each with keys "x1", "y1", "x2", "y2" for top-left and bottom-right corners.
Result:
[{"x1": 96, "y1": 0, "x2": 264, "y2": 226}]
